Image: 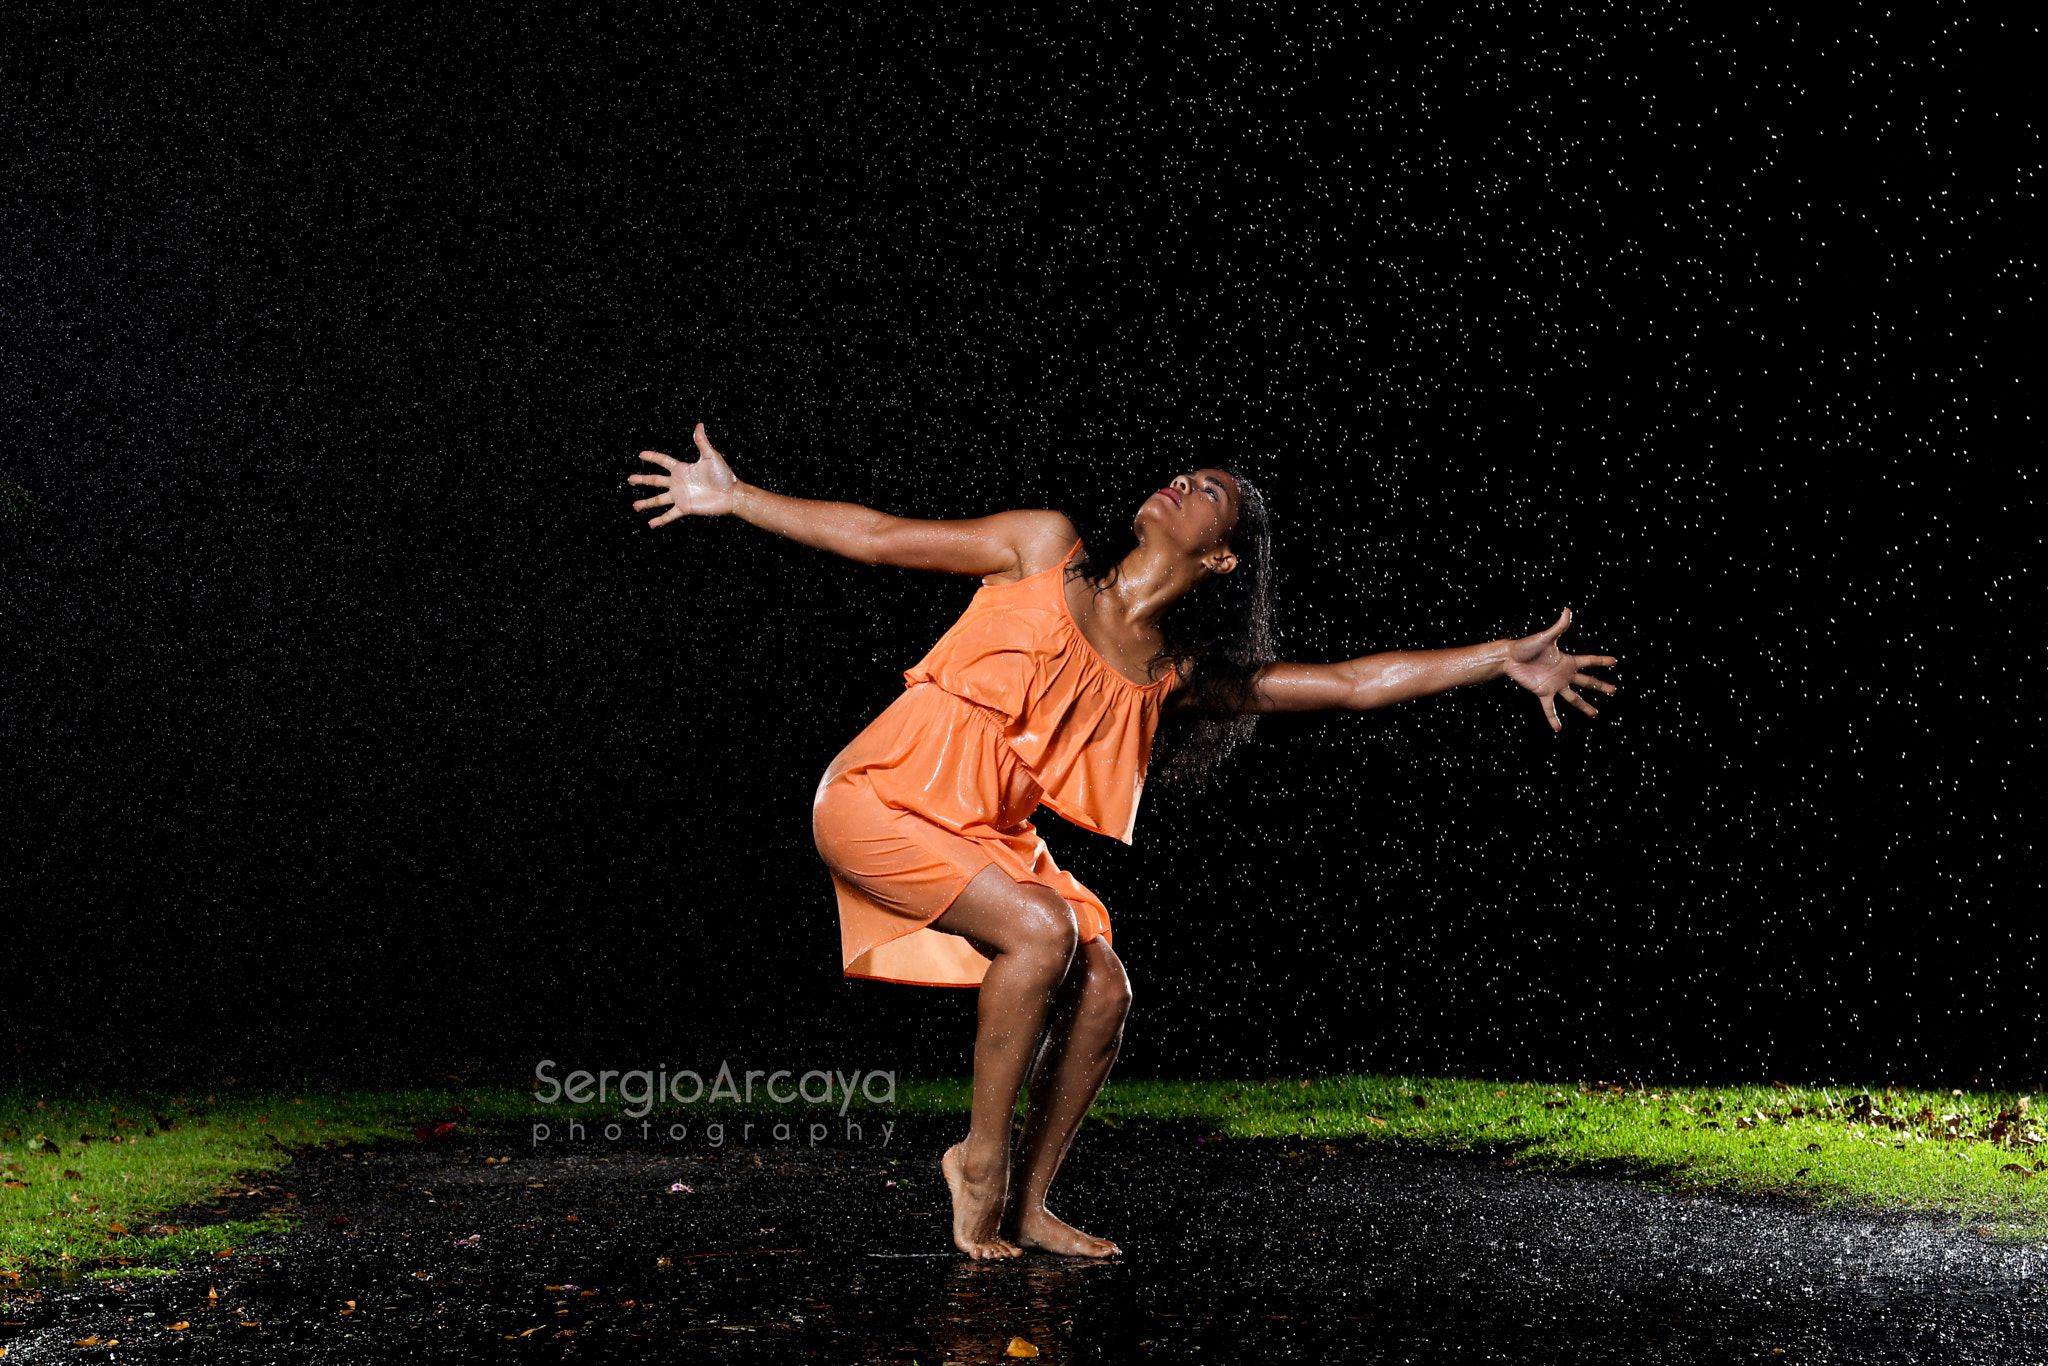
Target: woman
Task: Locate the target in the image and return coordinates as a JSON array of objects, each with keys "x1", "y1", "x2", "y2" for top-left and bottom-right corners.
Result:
[{"x1": 629, "y1": 423, "x2": 1617, "y2": 1260}]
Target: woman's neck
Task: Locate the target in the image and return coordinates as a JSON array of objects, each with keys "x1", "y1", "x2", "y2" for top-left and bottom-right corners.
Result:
[{"x1": 1093, "y1": 542, "x2": 1206, "y2": 631}]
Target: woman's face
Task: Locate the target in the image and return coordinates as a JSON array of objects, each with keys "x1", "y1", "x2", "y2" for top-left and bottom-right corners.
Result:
[{"x1": 1136, "y1": 468, "x2": 1242, "y2": 568}]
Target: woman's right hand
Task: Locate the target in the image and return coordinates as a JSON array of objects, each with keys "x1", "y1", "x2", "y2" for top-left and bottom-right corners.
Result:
[{"x1": 629, "y1": 423, "x2": 738, "y2": 526}]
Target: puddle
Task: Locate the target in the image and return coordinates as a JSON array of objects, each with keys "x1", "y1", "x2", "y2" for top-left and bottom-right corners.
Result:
[{"x1": 2, "y1": 1121, "x2": 2041, "y2": 1361}]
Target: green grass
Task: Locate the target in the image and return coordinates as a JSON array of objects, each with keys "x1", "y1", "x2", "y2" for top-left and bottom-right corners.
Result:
[
  {"x1": 4, "y1": 1074, "x2": 2041, "y2": 1274},
  {"x1": 0, "y1": 1084, "x2": 538, "y2": 1274}
]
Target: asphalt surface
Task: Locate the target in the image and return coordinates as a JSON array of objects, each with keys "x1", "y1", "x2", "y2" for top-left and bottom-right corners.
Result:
[{"x1": 3, "y1": 1121, "x2": 2042, "y2": 1363}]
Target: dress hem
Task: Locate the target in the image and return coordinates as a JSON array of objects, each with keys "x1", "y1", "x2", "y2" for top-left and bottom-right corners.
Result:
[
  {"x1": 842, "y1": 972, "x2": 983, "y2": 989},
  {"x1": 838, "y1": 853, "x2": 1112, "y2": 988},
  {"x1": 838, "y1": 852, "x2": 996, "y2": 983},
  {"x1": 1035, "y1": 789, "x2": 1136, "y2": 846}
]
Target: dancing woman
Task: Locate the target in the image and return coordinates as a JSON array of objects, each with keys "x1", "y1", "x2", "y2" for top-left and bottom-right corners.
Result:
[{"x1": 629, "y1": 424, "x2": 1617, "y2": 1259}]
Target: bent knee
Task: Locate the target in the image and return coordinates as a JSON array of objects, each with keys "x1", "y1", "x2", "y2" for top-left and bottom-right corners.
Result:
[
  {"x1": 1016, "y1": 896, "x2": 1081, "y2": 963},
  {"x1": 1088, "y1": 955, "x2": 1134, "y2": 1023},
  {"x1": 1102, "y1": 969, "x2": 1133, "y2": 1020}
]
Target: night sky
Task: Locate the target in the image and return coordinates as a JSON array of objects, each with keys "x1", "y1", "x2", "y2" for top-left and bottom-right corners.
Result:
[{"x1": 1, "y1": 5, "x2": 2033, "y2": 1088}]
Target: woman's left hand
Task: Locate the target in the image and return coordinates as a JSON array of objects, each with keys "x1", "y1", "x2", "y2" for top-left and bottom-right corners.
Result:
[{"x1": 1502, "y1": 609, "x2": 1618, "y2": 732}]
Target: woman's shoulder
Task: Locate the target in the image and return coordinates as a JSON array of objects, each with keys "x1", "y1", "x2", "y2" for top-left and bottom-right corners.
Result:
[
  {"x1": 977, "y1": 511, "x2": 1081, "y2": 587},
  {"x1": 1156, "y1": 655, "x2": 1214, "y2": 708}
]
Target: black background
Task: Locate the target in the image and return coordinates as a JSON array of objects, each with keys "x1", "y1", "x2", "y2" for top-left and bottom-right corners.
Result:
[{"x1": 1, "y1": 5, "x2": 2034, "y2": 1088}]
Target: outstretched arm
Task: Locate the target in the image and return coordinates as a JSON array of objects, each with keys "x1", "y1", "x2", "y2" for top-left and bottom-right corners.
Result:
[
  {"x1": 628, "y1": 423, "x2": 1076, "y2": 580},
  {"x1": 1234, "y1": 610, "x2": 1618, "y2": 732}
]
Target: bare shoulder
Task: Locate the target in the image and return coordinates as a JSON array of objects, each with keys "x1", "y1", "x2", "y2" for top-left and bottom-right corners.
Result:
[
  {"x1": 1161, "y1": 656, "x2": 1203, "y2": 710},
  {"x1": 979, "y1": 510, "x2": 1081, "y2": 585}
]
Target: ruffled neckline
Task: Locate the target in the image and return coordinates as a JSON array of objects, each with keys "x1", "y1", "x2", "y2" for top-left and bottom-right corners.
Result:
[{"x1": 1051, "y1": 552, "x2": 1179, "y2": 695}]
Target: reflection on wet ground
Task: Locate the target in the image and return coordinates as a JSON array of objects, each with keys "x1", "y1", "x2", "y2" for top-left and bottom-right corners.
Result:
[{"x1": 3, "y1": 1121, "x2": 2041, "y2": 1362}]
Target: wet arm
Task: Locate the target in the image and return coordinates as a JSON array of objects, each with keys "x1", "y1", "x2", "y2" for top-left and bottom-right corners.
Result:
[
  {"x1": 731, "y1": 483, "x2": 1073, "y2": 579},
  {"x1": 634, "y1": 426, "x2": 1075, "y2": 579},
  {"x1": 1242, "y1": 641, "x2": 1512, "y2": 713}
]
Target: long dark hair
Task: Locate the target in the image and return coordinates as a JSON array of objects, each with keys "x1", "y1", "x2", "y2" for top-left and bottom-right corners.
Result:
[{"x1": 1066, "y1": 468, "x2": 1276, "y2": 787}]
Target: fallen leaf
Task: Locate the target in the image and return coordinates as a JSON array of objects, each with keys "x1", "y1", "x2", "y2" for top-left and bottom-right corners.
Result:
[
  {"x1": 520, "y1": 1326, "x2": 543, "y2": 1337},
  {"x1": 168, "y1": 1321, "x2": 190, "y2": 1330},
  {"x1": 107, "y1": 1222, "x2": 127, "y2": 1234},
  {"x1": 62, "y1": 1170, "x2": 82, "y2": 1180},
  {"x1": 73, "y1": 1337, "x2": 103, "y2": 1346},
  {"x1": 1006, "y1": 1337, "x2": 1040, "y2": 1358}
]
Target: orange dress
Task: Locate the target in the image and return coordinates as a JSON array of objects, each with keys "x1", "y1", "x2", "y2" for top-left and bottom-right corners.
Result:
[{"x1": 811, "y1": 541, "x2": 1177, "y2": 986}]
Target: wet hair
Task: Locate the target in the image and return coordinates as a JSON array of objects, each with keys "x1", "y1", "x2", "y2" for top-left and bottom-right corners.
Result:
[{"x1": 1067, "y1": 468, "x2": 1276, "y2": 787}]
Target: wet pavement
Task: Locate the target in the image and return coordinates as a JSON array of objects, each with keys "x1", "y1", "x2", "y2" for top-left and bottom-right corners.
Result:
[{"x1": 3, "y1": 1121, "x2": 2042, "y2": 1363}]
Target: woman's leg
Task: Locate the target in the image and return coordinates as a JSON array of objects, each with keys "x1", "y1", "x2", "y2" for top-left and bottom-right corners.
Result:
[
  {"x1": 1007, "y1": 936, "x2": 1132, "y2": 1256},
  {"x1": 926, "y1": 863, "x2": 1082, "y2": 1259}
]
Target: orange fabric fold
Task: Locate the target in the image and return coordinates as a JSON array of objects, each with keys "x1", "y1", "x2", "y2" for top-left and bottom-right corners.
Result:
[
  {"x1": 901, "y1": 541, "x2": 1173, "y2": 844},
  {"x1": 811, "y1": 541, "x2": 1172, "y2": 987}
]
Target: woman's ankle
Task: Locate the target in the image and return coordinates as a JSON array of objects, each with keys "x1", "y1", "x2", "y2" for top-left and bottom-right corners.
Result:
[{"x1": 950, "y1": 1136, "x2": 1011, "y2": 1183}]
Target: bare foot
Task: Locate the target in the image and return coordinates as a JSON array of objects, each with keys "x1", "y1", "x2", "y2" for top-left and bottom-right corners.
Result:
[
  {"x1": 942, "y1": 1143, "x2": 1020, "y2": 1259},
  {"x1": 1013, "y1": 1205, "x2": 1122, "y2": 1258}
]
